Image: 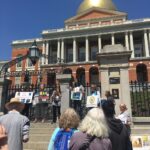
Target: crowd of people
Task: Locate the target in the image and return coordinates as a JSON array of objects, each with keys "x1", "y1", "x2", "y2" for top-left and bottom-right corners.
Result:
[{"x1": 0, "y1": 78, "x2": 133, "y2": 150}]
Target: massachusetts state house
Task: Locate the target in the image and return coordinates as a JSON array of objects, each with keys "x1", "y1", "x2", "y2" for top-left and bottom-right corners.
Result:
[{"x1": 11, "y1": 0, "x2": 150, "y2": 85}]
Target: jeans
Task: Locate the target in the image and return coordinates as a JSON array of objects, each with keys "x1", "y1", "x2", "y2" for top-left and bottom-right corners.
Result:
[{"x1": 52, "y1": 105, "x2": 61, "y2": 123}]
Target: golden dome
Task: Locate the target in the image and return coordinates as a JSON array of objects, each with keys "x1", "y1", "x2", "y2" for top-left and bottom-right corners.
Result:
[{"x1": 77, "y1": 0, "x2": 117, "y2": 14}]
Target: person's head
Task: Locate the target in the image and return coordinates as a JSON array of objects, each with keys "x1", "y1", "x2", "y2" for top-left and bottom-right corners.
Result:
[
  {"x1": 5, "y1": 97, "x2": 25, "y2": 112},
  {"x1": 91, "y1": 84, "x2": 97, "y2": 92},
  {"x1": 105, "y1": 91, "x2": 111, "y2": 97},
  {"x1": 59, "y1": 108, "x2": 80, "y2": 130},
  {"x1": 79, "y1": 108, "x2": 109, "y2": 138},
  {"x1": 102, "y1": 100, "x2": 115, "y2": 118},
  {"x1": 119, "y1": 103, "x2": 127, "y2": 112},
  {"x1": 40, "y1": 84, "x2": 44, "y2": 90}
]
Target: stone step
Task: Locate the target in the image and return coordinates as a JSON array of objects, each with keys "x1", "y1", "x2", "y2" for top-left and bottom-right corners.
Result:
[
  {"x1": 30, "y1": 128, "x2": 55, "y2": 134},
  {"x1": 131, "y1": 126, "x2": 150, "y2": 135},
  {"x1": 29, "y1": 134, "x2": 51, "y2": 142},
  {"x1": 24, "y1": 142, "x2": 49, "y2": 150}
]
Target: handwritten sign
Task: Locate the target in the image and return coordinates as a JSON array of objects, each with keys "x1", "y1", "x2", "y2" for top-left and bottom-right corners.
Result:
[{"x1": 15, "y1": 92, "x2": 33, "y2": 103}]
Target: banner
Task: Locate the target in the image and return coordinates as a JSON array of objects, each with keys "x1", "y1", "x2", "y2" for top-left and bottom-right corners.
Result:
[
  {"x1": 15, "y1": 92, "x2": 33, "y2": 103},
  {"x1": 86, "y1": 95, "x2": 99, "y2": 107},
  {"x1": 131, "y1": 135, "x2": 150, "y2": 150},
  {"x1": 39, "y1": 91, "x2": 49, "y2": 102},
  {"x1": 71, "y1": 91, "x2": 82, "y2": 101}
]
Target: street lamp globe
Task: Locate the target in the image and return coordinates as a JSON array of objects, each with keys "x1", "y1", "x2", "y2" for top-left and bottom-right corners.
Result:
[{"x1": 28, "y1": 40, "x2": 41, "y2": 65}]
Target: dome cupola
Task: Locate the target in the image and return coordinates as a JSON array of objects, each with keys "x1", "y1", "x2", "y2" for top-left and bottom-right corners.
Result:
[{"x1": 77, "y1": 0, "x2": 117, "y2": 14}]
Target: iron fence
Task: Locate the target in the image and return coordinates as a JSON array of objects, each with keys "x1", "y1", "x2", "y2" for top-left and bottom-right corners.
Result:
[
  {"x1": 130, "y1": 81, "x2": 150, "y2": 117},
  {"x1": 69, "y1": 83, "x2": 101, "y2": 119},
  {"x1": 6, "y1": 84, "x2": 55, "y2": 120}
]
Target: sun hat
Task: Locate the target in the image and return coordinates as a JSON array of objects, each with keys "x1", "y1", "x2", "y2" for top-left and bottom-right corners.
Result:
[{"x1": 5, "y1": 97, "x2": 25, "y2": 111}]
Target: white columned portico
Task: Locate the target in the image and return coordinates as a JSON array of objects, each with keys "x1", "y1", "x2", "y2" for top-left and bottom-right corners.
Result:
[
  {"x1": 125, "y1": 32, "x2": 129, "y2": 50},
  {"x1": 111, "y1": 33, "x2": 115, "y2": 45},
  {"x1": 73, "y1": 38, "x2": 77, "y2": 63},
  {"x1": 45, "y1": 41, "x2": 49, "y2": 64},
  {"x1": 98, "y1": 35, "x2": 102, "y2": 53},
  {"x1": 57, "y1": 39, "x2": 60, "y2": 62},
  {"x1": 86, "y1": 36, "x2": 89, "y2": 62},
  {"x1": 61, "y1": 39, "x2": 64, "y2": 60},
  {"x1": 42, "y1": 42, "x2": 46, "y2": 65},
  {"x1": 144, "y1": 30, "x2": 150, "y2": 57},
  {"x1": 129, "y1": 32, "x2": 134, "y2": 58}
]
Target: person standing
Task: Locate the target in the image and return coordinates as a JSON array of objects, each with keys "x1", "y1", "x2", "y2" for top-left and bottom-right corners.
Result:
[
  {"x1": 71, "y1": 78, "x2": 84, "y2": 115},
  {"x1": 51, "y1": 89, "x2": 61, "y2": 124},
  {"x1": 118, "y1": 103, "x2": 132, "y2": 136},
  {"x1": 0, "y1": 97, "x2": 30, "y2": 150},
  {"x1": 102, "y1": 100, "x2": 132, "y2": 150},
  {"x1": 33, "y1": 84, "x2": 49, "y2": 123},
  {"x1": 69, "y1": 108, "x2": 112, "y2": 150},
  {"x1": 48, "y1": 108, "x2": 80, "y2": 150}
]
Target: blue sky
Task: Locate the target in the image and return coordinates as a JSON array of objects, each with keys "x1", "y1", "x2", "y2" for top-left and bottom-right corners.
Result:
[{"x1": 0, "y1": 0, "x2": 149, "y2": 61}]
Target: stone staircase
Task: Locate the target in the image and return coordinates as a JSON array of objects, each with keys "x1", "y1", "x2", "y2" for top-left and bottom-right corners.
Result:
[
  {"x1": 24, "y1": 122, "x2": 57, "y2": 150},
  {"x1": 23, "y1": 122, "x2": 150, "y2": 150}
]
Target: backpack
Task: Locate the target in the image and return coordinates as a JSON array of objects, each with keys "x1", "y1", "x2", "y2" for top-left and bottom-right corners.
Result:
[{"x1": 54, "y1": 128, "x2": 74, "y2": 150}]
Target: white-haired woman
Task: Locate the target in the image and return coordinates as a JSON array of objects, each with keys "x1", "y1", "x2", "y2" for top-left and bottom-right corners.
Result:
[{"x1": 69, "y1": 108, "x2": 112, "y2": 150}]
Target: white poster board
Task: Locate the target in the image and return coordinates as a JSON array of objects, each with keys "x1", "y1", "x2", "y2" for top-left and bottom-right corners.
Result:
[
  {"x1": 15, "y1": 92, "x2": 33, "y2": 103},
  {"x1": 86, "y1": 95, "x2": 99, "y2": 107}
]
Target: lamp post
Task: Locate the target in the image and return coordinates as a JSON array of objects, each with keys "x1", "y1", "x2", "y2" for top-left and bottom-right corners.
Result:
[{"x1": 0, "y1": 40, "x2": 41, "y2": 82}]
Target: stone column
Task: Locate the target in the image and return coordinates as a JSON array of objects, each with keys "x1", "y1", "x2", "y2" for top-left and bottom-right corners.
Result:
[
  {"x1": 100, "y1": 69, "x2": 109, "y2": 97},
  {"x1": 98, "y1": 35, "x2": 102, "y2": 53},
  {"x1": 97, "y1": 44, "x2": 132, "y2": 116},
  {"x1": 144, "y1": 30, "x2": 150, "y2": 57},
  {"x1": 42, "y1": 42, "x2": 46, "y2": 65},
  {"x1": 119, "y1": 68, "x2": 132, "y2": 116},
  {"x1": 61, "y1": 39, "x2": 64, "y2": 60},
  {"x1": 57, "y1": 39, "x2": 60, "y2": 62},
  {"x1": 86, "y1": 37, "x2": 89, "y2": 62},
  {"x1": 129, "y1": 32, "x2": 134, "y2": 58},
  {"x1": 73, "y1": 38, "x2": 77, "y2": 63},
  {"x1": 45, "y1": 41, "x2": 49, "y2": 64},
  {"x1": 111, "y1": 33, "x2": 115, "y2": 45},
  {"x1": 125, "y1": 32, "x2": 129, "y2": 50},
  {"x1": 56, "y1": 74, "x2": 71, "y2": 113}
]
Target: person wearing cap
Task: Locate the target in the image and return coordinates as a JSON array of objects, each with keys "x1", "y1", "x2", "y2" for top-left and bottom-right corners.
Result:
[
  {"x1": 118, "y1": 103, "x2": 132, "y2": 136},
  {"x1": 0, "y1": 97, "x2": 30, "y2": 150},
  {"x1": 101, "y1": 100, "x2": 133, "y2": 150}
]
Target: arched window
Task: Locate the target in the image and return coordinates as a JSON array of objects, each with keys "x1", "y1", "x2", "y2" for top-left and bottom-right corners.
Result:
[
  {"x1": 76, "y1": 68, "x2": 85, "y2": 86},
  {"x1": 136, "y1": 64, "x2": 148, "y2": 82},
  {"x1": 89, "y1": 67, "x2": 99, "y2": 84},
  {"x1": 63, "y1": 68, "x2": 72, "y2": 74},
  {"x1": 47, "y1": 72, "x2": 56, "y2": 86}
]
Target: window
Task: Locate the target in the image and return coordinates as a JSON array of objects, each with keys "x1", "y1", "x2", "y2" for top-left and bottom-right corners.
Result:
[
  {"x1": 90, "y1": 46, "x2": 98, "y2": 61},
  {"x1": 78, "y1": 47, "x2": 85, "y2": 62},
  {"x1": 66, "y1": 47, "x2": 73, "y2": 62},
  {"x1": 134, "y1": 44, "x2": 143, "y2": 57},
  {"x1": 136, "y1": 64, "x2": 148, "y2": 82}
]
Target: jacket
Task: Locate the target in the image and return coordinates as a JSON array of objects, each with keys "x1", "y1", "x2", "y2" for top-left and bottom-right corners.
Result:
[
  {"x1": 69, "y1": 132, "x2": 112, "y2": 150},
  {"x1": 107, "y1": 118, "x2": 132, "y2": 150}
]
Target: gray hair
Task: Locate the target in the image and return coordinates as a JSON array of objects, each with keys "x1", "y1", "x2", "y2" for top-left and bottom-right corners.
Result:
[{"x1": 79, "y1": 108, "x2": 109, "y2": 138}]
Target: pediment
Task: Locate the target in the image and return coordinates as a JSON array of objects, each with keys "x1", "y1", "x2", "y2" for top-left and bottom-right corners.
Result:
[
  {"x1": 65, "y1": 7, "x2": 127, "y2": 23},
  {"x1": 76, "y1": 11, "x2": 115, "y2": 21}
]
